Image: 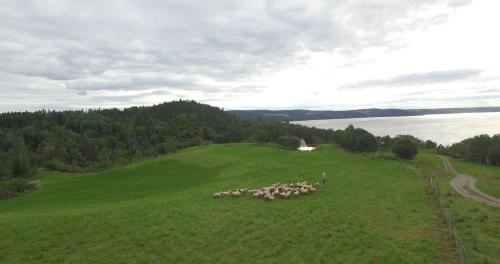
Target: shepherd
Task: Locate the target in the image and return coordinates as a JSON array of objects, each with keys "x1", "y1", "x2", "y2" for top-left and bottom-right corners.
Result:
[{"x1": 321, "y1": 172, "x2": 327, "y2": 185}]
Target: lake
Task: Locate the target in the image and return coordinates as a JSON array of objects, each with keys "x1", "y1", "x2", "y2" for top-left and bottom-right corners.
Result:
[{"x1": 293, "y1": 112, "x2": 500, "y2": 145}]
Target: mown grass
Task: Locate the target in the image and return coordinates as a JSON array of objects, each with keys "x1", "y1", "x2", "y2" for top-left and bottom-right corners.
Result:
[
  {"x1": 414, "y1": 151, "x2": 500, "y2": 264},
  {"x1": 1, "y1": 144, "x2": 441, "y2": 263}
]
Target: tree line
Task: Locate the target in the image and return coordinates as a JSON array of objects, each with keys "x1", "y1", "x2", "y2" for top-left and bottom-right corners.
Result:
[
  {"x1": 0, "y1": 100, "x2": 332, "y2": 192},
  {"x1": 331, "y1": 125, "x2": 436, "y2": 159},
  {"x1": 439, "y1": 134, "x2": 500, "y2": 166}
]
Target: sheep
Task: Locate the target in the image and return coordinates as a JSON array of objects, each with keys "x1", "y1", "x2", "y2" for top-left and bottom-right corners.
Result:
[
  {"x1": 264, "y1": 193, "x2": 274, "y2": 201},
  {"x1": 214, "y1": 180, "x2": 320, "y2": 200}
]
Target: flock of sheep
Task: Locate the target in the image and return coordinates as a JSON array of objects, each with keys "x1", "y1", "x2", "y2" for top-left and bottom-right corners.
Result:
[{"x1": 213, "y1": 181, "x2": 320, "y2": 201}]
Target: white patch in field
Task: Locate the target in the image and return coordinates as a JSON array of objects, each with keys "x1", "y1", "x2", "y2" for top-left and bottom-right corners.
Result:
[{"x1": 298, "y1": 146, "x2": 315, "y2": 151}]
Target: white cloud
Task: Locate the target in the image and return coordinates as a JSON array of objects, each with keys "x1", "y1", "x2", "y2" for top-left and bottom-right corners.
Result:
[{"x1": 0, "y1": 0, "x2": 499, "y2": 111}]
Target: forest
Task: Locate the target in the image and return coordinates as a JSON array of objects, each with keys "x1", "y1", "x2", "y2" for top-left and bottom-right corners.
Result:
[
  {"x1": 439, "y1": 134, "x2": 500, "y2": 166},
  {"x1": 0, "y1": 100, "x2": 332, "y2": 182}
]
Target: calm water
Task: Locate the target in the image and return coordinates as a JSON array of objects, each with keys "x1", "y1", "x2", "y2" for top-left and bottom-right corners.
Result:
[{"x1": 294, "y1": 112, "x2": 500, "y2": 145}]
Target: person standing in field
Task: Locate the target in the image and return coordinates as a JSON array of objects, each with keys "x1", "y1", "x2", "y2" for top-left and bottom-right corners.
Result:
[{"x1": 321, "y1": 172, "x2": 327, "y2": 185}]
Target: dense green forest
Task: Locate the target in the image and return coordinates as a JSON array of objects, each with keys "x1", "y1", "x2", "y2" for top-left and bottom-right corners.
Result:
[
  {"x1": 0, "y1": 101, "x2": 332, "y2": 181},
  {"x1": 439, "y1": 134, "x2": 500, "y2": 166}
]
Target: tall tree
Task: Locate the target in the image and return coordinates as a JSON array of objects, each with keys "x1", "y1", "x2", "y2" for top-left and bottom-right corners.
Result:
[{"x1": 9, "y1": 140, "x2": 35, "y2": 178}]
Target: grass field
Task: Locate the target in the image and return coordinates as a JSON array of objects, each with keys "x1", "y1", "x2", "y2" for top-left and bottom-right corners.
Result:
[
  {"x1": 414, "y1": 152, "x2": 500, "y2": 264},
  {"x1": 1, "y1": 144, "x2": 447, "y2": 263}
]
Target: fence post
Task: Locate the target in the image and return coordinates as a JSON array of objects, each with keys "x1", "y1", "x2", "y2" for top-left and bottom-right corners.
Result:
[
  {"x1": 428, "y1": 164, "x2": 467, "y2": 264},
  {"x1": 459, "y1": 245, "x2": 466, "y2": 264},
  {"x1": 446, "y1": 209, "x2": 452, "y2": 234},
  {"x1": 451, "y1": 218, "x2": 457, "y2": 240}
]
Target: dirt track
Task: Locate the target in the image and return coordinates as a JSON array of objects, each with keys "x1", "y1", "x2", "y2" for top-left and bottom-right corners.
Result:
[{"x1": 441, "y1": 156, "x2": 500, "y2": 208}]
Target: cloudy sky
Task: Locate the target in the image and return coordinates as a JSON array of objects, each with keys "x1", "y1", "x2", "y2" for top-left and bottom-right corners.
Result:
[{"x1": 1, "y1": 0, "x2": 500, "y2": 111}]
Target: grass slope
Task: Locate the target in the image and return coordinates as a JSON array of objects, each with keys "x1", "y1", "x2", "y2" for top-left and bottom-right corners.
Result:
[
  {"x1": 0, "y1": 144, "x2": 440, "y2": 263},
  {"x1": 415, "y1": 152, "x2": 500, "y2": 264}
]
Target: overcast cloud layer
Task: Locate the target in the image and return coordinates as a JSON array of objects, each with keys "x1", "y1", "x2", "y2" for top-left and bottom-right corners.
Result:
[{"x1": 1, "y1": 0, "x2": 499, "y2": 111}]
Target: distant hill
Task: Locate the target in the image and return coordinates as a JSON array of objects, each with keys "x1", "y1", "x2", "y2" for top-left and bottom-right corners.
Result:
[{"x1": 229, "y1": 107, "x2": 500, "y2": 121}]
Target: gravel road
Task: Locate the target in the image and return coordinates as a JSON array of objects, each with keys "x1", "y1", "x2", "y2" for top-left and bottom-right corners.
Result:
[{"x1": 441, "y1": 156, "x2": 500, "y2": 208}]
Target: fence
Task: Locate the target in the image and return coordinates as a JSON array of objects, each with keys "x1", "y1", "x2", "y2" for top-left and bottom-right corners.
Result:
[{"x1": 428, "y1": 176, "x2": 467, "y2": 264}]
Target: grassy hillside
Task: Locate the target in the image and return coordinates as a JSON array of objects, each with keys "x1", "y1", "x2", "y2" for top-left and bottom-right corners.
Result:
[
  {"x1": 1, "y1": 144, "x2": 444, "y2": 263},
  {"x1": 414, "y1": 152, "x2": 500, "y2": 264}
]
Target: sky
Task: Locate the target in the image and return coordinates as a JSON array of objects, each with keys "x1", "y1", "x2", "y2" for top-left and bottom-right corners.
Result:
[{"x1": 1, "y1": 0, "x2": 500, "y2": 111}]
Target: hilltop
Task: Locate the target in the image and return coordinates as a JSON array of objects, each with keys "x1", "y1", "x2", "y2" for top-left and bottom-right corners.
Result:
[{"x1": 0, "y1": 100, "x2": 330, "y2": 177}]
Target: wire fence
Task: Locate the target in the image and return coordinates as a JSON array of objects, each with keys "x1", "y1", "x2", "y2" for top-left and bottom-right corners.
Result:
[{"x1": 428, "y1": 176, "x2": 467, "y2": 264}]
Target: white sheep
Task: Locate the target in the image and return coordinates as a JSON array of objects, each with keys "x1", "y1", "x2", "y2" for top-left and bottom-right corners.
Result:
[{"x1": 214, "y1": 180, "x2": 320, "y2": 201}]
